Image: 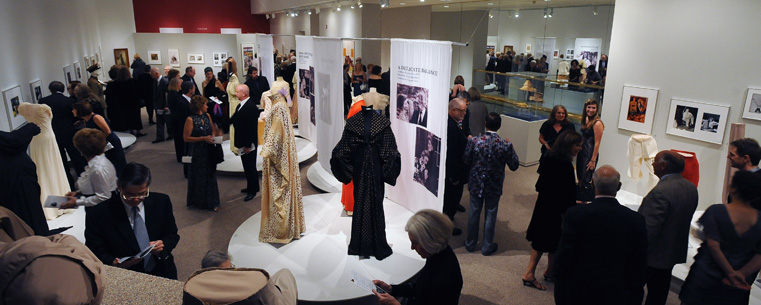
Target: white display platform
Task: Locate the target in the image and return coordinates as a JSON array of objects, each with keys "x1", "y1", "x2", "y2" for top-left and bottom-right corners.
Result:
[
  {"x1": 47, "y1": 206, "x2": 86, "y2": 243},
  {"x1": 497, "y1": 114, "x2": 543, "y2": 166},
  {"x1": 227, "y1": 193, "x2": 425, "y2": 302},
  {"x1": 616, "y1": 189, "x2": 644, "y2": 211},
  {"x1": 114, "y1": 132, "x2": 137, "y2": 148},
  {"x1": 306, "y1": 163, "x2": 342, "y2": 193},
  {"x1": 217, "y1": 138, "x2": 317, "y2": 173}
]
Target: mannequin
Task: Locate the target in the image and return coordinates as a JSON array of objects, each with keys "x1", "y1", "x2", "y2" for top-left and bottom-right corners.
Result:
[
  {"x1": 226, "y1": 58, "x2": 241, "y2": 154},
  {"x1": 18, "y1": 103, "x2": 72, "y2": 220},
  {"x1": 352, "y1": 88, "x2": 390, "y2": 116},
  {"x1": 258, "y1": 77, "x2": 290, "y2": 120},
  {"x1": 627, "y1": 134, "x2": 659, "y2": 192},
  {"x1": 340, "y1": 98, "x2": 368, "y2": 215}
]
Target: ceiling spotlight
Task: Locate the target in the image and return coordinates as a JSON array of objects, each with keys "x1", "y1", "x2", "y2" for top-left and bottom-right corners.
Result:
[
  {"x1": 420, "y1": 0, "x2": 425, "y2": 2},
  {"x1": 515, "y1": 9, "x2": 519, "y2": 17},
  {"x1": 543, "y1": 8, "x2": 548, "y2": 18},
  {"x1": 337, "y1": 5, "x2": 341, "y2": 11},
  {"x1": 489, "y1": 10, "x2": 494, "y2": 18},
  {"x1": 351, "y1": 4, "x2": 355, "y2": 9},
  {"x1": 358, "y1": 2, "x2": 363, "y2": 8},
  {"x1": 265, "y1": 13, "x2": 270, "y2": 19},
  {"x1": 308, "y1": 9, "x2": 312, "y2": 15},
  {"x1": 444, "y1": 5, "x2": 449, "y2": 8},
  {"x1": 271, "y1": 13, "x2": 276, "y2": 19},
  {"x1": 316, "y1": 7, "x2": 320, "y2": 14},
  {"x1": 548, "y1": 8, "x2": 553, "y2": 18},
  {"x1": 487, "y1": 2, "x2": 493, "y2": 5},
  {"x1": 593, "y1": 6, "x2": 598, "y2": 15}
]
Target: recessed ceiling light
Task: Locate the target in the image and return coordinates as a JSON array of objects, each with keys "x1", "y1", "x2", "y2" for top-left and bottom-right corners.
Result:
[
  {"x1": 400, "y1": 2, "x2": 406, "y2": 4},
  {"x1": 444, "y1": 5, "x2": 449, "y2": 7},
  {"x1": 488, "y1": 2, "x2": 493, "y2": 5}
]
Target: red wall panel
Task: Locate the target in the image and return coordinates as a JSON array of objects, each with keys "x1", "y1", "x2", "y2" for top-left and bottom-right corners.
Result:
[{"x1": 132, "y1": 0, "x2": 270, "y2": 33}]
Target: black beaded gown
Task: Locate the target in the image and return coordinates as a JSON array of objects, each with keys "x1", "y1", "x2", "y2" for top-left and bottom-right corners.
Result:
[
  {"x1": 186, "y1": 114, "x2": 220, "y2": 210},
  {"x1": 331, "y1": 109, "x2": 401, "y2": 260},
  {"x1": 576, "y1": 121, "x2": 599, "y2": 182}
]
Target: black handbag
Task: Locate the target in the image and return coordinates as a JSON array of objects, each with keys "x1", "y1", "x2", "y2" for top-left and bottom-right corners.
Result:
[
  {"x1": 576, "y1": 170, "x2": 595, "y2": 202},
  {"x1": 209, "y1": 143, "x2": 224, "y2": 165}
]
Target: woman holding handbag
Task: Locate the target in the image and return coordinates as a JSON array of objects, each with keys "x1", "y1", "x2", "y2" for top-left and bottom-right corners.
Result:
[{"x1": 184, "y1": 95, "x2": 222, "y2": 211}]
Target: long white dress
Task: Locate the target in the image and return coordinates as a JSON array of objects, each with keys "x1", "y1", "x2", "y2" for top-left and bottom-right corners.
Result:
[{"x1": 18, "y1": 103, "x2": 72, "y2": 220}]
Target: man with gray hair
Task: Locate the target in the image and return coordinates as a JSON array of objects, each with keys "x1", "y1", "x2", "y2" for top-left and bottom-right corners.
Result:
[
  {"x1": 201, "y1": 250, "x2": 232, "y2": 269},
  {"x1": 637, "y1": 151, "x2": 698, "y2": 305},
  {"x1": 554, "y1": 165, "x2": 648, "y2": 305}
]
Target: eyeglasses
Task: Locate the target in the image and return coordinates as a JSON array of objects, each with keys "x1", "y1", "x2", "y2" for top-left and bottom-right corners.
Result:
[
  {"x1": 454, "y1": 108, "x2": 467, "y2": 113},
  {"x1": 120, "y1": 188, "x2": 150, "y2": 201}
]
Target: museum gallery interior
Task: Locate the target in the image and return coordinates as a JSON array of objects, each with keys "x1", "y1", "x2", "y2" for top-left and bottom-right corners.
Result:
[{"x1": 1, "y1": 0, "x2": 760, "y2": 304}]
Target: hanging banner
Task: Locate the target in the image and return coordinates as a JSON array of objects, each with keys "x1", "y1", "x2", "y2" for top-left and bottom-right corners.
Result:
[
  {"x1": 295, "y1": 35, "x2": 315, "y2": 142},
  {"x1": 256, "y1": 34, "x2": 275, "y2": 89},
  {"x1": 387, "y1": 39, "x2": 452, "y2": 213},
  {"x1": 573, "y1": 38, "x2": 602, "y2": 68},
  {"x1": 313, "y1": 37, "x2": 344, "y2": 173}
]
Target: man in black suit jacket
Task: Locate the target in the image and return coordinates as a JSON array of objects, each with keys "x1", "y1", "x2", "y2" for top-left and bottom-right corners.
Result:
[
  {"x1": 151, "y1": 67, "x2": 171, "y2": 143},
  {"x1": 443, "y1": 98, "x2": 468, "y2": 236},
  {"x1": 84, "y1": 163, "x2": 180, "y2": 279},
  {"x1": 244, "y1": 67, "x2": 270, "y2": 106},
  {"x1": 39, "y1": 81, "x2": 86, "y2": 187},
  {"x1": 410, "y1": 97, "x2": 428, "y2": 127},
  {"x1": 638, "y1": 151, "x2": 698, "y2": 305},
  {"x1": 231, "y1": 84, "x2": 261, "y2": 202},
  {"x1": 554, "y1": 165, "x2": 647, "y2": 305},
  {"x1": 727, "y1": 138, "x2": 761, "y2": 203},
  {"x1": 181, "y1": 66, "x2": 200, "y2": 96},
  {"x1": 172, "y1": 82, "x2": 193, "y2": 178},
  {"x1": 136, "y1": 66, "x2": 155, "y2": 125}
]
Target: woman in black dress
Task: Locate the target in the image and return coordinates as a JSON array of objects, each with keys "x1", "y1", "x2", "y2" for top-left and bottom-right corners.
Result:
[
  {"x1": 576, "y1": 99, "x2": 604, "y2": 190},
  {"x1": 567, "y1": 60, "x2": 581, "y2": 91},
  {"x1": 202, "y1": 67, "x2": 227, "y2": 130},
  {"x1": 105, "y1": 66, "x2": 145, "y2": 136},
  {"x1": 72, "y1": 101, "x2": 127, "y2": 175},
  {"x1": 522, "y1": 130, "x2": 582, "y2": 291},
  {"x1": 367, "y1": 65, "x2": 383, "y2": 91},
  {"x1": 183, "y1": 96, "x2": 221, "y2": 211},
  {"x1": 538, "y1": 105, "x2": 576, "y2": 165},
  {"x1": 680, "y1": 171, "x2": 761, "y2": 305}
]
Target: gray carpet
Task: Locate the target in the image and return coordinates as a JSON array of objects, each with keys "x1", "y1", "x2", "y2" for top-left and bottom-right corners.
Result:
[{"x1": 122, "y1": 112, "x2": 681, "y2": 305}]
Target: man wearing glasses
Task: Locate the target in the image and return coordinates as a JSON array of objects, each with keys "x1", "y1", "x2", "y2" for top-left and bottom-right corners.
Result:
[
  {"x1": 85, "y1": 162, "x2": 180, "y2": 279},
  {"x1": 443, "y1": 98, "x2": 469, "y2": 236}
]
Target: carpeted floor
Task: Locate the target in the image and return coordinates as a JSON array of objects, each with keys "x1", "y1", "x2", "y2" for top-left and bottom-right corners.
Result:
[{"x1": 121, "y1": 111, "x2": 681, "y2": 305}]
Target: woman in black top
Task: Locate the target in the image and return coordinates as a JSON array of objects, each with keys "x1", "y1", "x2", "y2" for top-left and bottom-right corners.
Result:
[
  {"x1": 367, "y1": 65, "x2": 383, "y2": 91},
  {"x1": 568, "y1": 60, "x2": 581, "y2": 91},
  {"x1": 373, "y1": 209, "x2": 463, "y2": 305},
  {"x1": 538, "y1": 105, "x2": 576, "y2": 162}
]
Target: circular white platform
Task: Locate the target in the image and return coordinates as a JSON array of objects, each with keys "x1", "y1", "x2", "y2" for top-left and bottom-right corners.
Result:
[
  {"x1": 227, "y1": 193, "x2": 425, "y2": 302},
  {"x1": 114, "y1": 131, "x2": 137, "y2": 148},
  {"x1": 217, "y1": 137, "x2": 317, "y2": 173},
  {"x1": 306, "y1": 163, "x2": 343, "y2": 193}
]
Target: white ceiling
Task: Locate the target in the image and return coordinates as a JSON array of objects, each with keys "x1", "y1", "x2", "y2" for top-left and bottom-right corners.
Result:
[{"x1": 251, "y1": 0, "x2": 614, "y2": 14}]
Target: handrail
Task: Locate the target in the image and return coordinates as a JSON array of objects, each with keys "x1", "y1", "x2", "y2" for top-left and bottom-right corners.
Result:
[
  {"x1": 473, "y1": 69, "x2": 606, "y2": 90},
  {"x1": 480, "y1": 93, "x2": 584, "y2": 122}
]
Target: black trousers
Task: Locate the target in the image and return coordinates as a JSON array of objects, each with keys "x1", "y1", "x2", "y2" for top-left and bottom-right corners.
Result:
[
  {"x1": 643, "y1": 266, "x2": 672, "y2": 305},
  {"x1": 443, "y1": 177, "x2": 464, "y2": 220},
  {"x1": 241, "y1": 151, "x2": 259, "y2": 195},
  {"x1": 56, "y1": 138, "x2": 86, "y2": 189},
  {"x1": 145, "y1": 101, "x2": 154, "y2": 123}
]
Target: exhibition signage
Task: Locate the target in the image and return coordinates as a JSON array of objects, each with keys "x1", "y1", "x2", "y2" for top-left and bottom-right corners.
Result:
[
  {"x1": 573, "y1": 38, "x2": 602, "y2": 68},
  {"x1": 313, "y1": 37, "x2": 344, "y2": 173},
  {"x1": 295, "y1": 35, "x2": 316, "y2": 142},
  {"x1": 256, "y1": 34, "x2": 275, "y2": 89},
  {"x1": 387, "y1": 39, "x2": 452, "y2": 213}
]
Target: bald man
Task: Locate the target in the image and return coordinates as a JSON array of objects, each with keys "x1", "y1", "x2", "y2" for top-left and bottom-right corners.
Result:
[
  {"x1": 637, "y1": 151, "x2": 698, "y2": 305},
  {"x1": 554, "y1": 165, "x2": 647, "y2": 305},
  {"x1": 230, "y1": 84, "x2": 261, "y2": 201}
]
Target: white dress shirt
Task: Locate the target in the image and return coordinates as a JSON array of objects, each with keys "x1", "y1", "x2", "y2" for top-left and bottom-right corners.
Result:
[
  {"x1": 76, "y1": 154, "x2": 117, "y2": 207},
  {"x1": 122, "y1": 200, "x2": 146, "y2": 228}
]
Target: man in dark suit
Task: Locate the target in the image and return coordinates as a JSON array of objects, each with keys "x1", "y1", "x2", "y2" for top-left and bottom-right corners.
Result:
[
  {"x1": 84, "y1": 163, "x2": 180, "y2": 279},
  {"x1": 244, "y1": 66, "x2": 270, "y2": 106},
  {"x1": 181, "y1": 66, "x2": 200, "y2": 96},
  {"x1": 231, "y1": 84, "x2": 261, "y2": 202},
  {"x1": 410, "y1": 96, "x2": 428, "y2": 127},
  {"x1": 637, "y1": 151, "x2": 698, "y2": 305},
  {"x1": 172, "y1": 82, "x2": 193, "y2": 178},
  {"x1": 554, "y1": 165, "x2": 647, "y2": 305},
  {"x1": 726, "y1": 138, "x2": 761, "y2": 203},
  {"x1": 443, "y1": 98, "x2": 468, "y2": 236},
  {"x1": 39, "y1": 81, "x2": 86, "y2": 188},
  {"x1": 136, "y1": 66, "x2": 155, "y2": 125},
  {"x1": 151, "y1": 67, "x2": 171, "y2": 143}
]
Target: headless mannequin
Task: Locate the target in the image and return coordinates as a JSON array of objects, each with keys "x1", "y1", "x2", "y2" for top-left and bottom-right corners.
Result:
[
  {"x1": 352, "y1": 88, "x2": 390, "y2": 116},
  {"x1": 259, "y1": 77, "x2": 290, "y2": 120}
]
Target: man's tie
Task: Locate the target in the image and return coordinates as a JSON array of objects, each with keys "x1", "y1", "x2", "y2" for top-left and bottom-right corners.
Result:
[{"x1": 132, "y1": 206, "x2": 155, "y2": 271}]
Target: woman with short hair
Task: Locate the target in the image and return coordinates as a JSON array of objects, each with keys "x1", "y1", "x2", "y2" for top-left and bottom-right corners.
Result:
[
  {"x1": 60, "y1": 128, "x2": 117, "y2": 209},
  {"x1": 373, "y1": 209, "x2": 463, "y2": 305}
]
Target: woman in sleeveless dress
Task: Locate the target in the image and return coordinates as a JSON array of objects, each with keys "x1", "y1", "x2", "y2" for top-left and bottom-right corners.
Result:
[
  {"x1": 576, "y1": 99, "x2": 604, "y2": 189},
  {"x1": 183, "y1": 96, "x2": 221, "y2": 211},
  {"x1": 72, "y1": 101, "x2": 127, "y2": 175}
]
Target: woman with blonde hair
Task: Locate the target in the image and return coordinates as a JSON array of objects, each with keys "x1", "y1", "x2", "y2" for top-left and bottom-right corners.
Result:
[
  {"x1": 576, "y1": 99, "x2": 604, "y2": 191},
  {"x1": 225, "y1": 57, "x2": 242, "y2": 154},
  {"x1": 352, "y1": 61, "x2": 366, "y2": 97}
]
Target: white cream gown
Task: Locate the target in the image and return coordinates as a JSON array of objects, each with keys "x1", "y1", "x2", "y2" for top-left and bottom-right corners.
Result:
[{"x1": 18, "y1": 103, "x2": 72, "y2": 220}]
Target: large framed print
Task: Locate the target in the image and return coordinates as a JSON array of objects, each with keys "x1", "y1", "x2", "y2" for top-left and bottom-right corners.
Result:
[
  {"x1": 617, "y1": 85, "x2": 658, "y2": 134},
  {"x1": 666, "y1": 98, "x2": 729, "y2": 145},
  {"x1": 147, "y1": 50, "x2": 161, "y2": 64},
  {"x1": 168, "y1": 49, "x2": 180, "y2": 67},
  {"x1": 213, "y1": 52, "x2": 228, "y2": 66},
  {"x1": 63, "y1": 65, "x2": 73, "y2": 86},
  {"x1": 2, "y1": 86, "x2": 26, "y2": 131},
  {"x1": 114, "y1": 48, "x2": 129, "y2": 66},
  {"x1": 241, "y1": 43, "x2": 255, "y2": 72},
  {"x1": 29, "y1": 80, "x2": 42, "y2": 104},
  {"x1": 187, "y1": 53, "x2": 204, "y2": 64},
  {"x1": 742, "y1": 88, "x2": 761, "y2": 121},
  {"x1": 73, "y1": 62, "x2": 82, "y2": 81}
]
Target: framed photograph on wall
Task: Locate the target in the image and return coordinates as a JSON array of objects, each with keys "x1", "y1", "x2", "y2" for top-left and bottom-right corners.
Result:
[
  {"x1": 666, "y1": 98, "x2": 729, "y2": 145},
  {"x1": 503, "y1": 45, "x2": 513, "y2": 54},
  {"x1": 29, "y1": 80, "x2": 42, "y2": 104},
  {"x1": 114, "y1": 48, "x2": 129, "y2": 66},
  {"x1": 525, "y1": 44, "x2": 531, "y2": 52},
  {"x1": 566, "y1": 49, "x2": 574, "y2": 56},
  {"x1": 147, "y1": 50, "x2": 161, "y2": 64},
  {"x1": 241, "y1": 44, "x2": 254, "y2": 72},
  {"x1": 73, "y1": 62, "x2": 82, "y2": 81},
  {"x1": 553, "y1": 50, "x2": 559, "y2": 58},
  {"x1": 742, "y1": 88, "x2": 761, "y2": 121},
  {"x1": 187, "y1": 53, "x2": 204, "y2": 64},
  {"x1": 95, "y1": 52, "x2": 100, "y2": 66},
  {"x1": 213, "y1": 52, "x2": 228, "y2": 66},
  {"x1": 617, "y1": 85, "x2": 659, "y2": 134},
  {"x1": 90, "y1": 55, "x2": 96, "y2": 68},
  {"x1": 63, "y1": 65, "x2": 73, "y2": 87},
  {"x1": 168, "y1": 49, "x2": 180, "y2": 67},
  {"x1": 1, "y1": 86, "x2": 26, "y2": 132},
  {"x1": 84, "y1": 56, "x2": 90, "y2": 68}
]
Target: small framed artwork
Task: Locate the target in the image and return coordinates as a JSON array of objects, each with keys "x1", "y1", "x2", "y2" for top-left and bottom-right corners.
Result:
[
  {"x1": 666, "y1": 98, "x2": 729, "y2": 145},
  {"x1": 84, "y1": 56, "x2": 90, "y2": 68},
  {"x1": 553, "y1": 50, "x2": 559, "y2": 58},
  {"x1": 213, "y1": 52, "x2": 228, "y2": 66},
  {"x1": 168, "y1": 49, "x2": 180, "y2": 67},
  {"x1": 187, "y1": 53, "x2": 204, "y2": 64},
  {"x1": 63, "y1": 65, "x2": 73, "y2": 86},
  {"x1": 566, "y1": 49, "x2": 574, "y2": 56},
  {"x1": 29, "y1": 80, "x2": 43, "y2": 104},
  {"x1": 618, "y1": 85, "x2": 659, "y2": 134},
  {"x1": 95, "y1": 51, "x2": 101, "y2": 66},
  {"x1": 742, "y1": 88, "x2": 761, "y2": 121},
  {"x1": 1, "y1": 86, "x2": 26, "y2": 132},
  {"x1": 114, "y1": 48, "x2": 129, "y2": 66},
  {"x1": 90, "y1": 55, "x2": 96, "y2": 67},
  {"x1": 73, "y1": 62, "x2": 82, "y2": 81},
  {"x1": 503, "y1": 45, "x2": 513, "y2": 54},
  {"x1": 525, "y1": 44, "x2": 531, "y2": 53},
  {"x1": 147, "y1": 50, "x2": 161, "y2": 64}
]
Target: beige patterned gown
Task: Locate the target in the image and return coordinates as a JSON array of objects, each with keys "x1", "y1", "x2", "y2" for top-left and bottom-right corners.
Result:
[
  {"x1": 259, "y1": 92, "x2": 305, "y2": 243},
  {"x1": 227, "y1": 74, "x2": 241, "y2": 153}
]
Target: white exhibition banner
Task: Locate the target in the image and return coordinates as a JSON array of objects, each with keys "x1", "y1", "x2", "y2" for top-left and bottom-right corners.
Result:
[
  {"x1": 533, "y1": 37, "x2": 556, "y2": 71},
  {"x1": 256, "y1": 34, "x2": 275, "y2": 88},
  {"x1": 573, "y1": 38, "x2": 602, "y2": 68},
  {"x1": 387, "y1": 39, "x2": 452, "y2": 213},
  {"x1": 313, "y1": 37, "x2": 344, "y2": 173},
  {"x1": 295, "y1": 35, "x2": 315, "y2": 142}
]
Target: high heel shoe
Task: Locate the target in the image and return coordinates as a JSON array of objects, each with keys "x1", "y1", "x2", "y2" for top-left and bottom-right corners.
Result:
[{"x1": 521, "y1": 278, "x2": 546, "y2": 291}]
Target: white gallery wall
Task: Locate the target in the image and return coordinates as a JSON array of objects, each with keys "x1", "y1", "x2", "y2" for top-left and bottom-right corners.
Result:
[
  {"x1": 601, "y1": 0, "x2": 761, "y2": 209},
  {"x1": 380, "y1": 6, "x2": 432, "y2": 71},
  {"x1": 431, "y1": 10, "x2": 489, "y2": 90},
  {"x1": 270, "y1": 13, "x2": 311, "y2": 54},
  {"x1": 0, "y1": 0, "x2": 135, "y2": 122}
]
